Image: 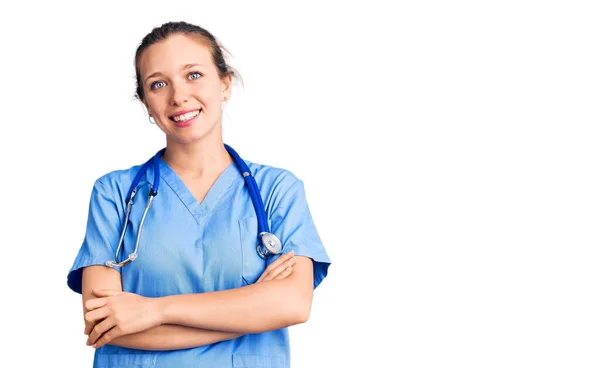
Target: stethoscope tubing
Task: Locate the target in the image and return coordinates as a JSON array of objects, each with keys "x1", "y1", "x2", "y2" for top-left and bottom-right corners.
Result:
[{"x1": 107, "y1": 144, "x2": 280, "y2": 268}]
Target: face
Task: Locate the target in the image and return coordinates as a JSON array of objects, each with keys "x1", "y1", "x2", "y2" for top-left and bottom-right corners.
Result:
[{"x1": 139, "y1": 33, "x2": 231, "y2": 145}]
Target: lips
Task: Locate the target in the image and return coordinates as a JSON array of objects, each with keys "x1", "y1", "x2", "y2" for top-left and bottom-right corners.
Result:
[{"x1": 169, "y1": 109, "x2": 201, "y2": 123}]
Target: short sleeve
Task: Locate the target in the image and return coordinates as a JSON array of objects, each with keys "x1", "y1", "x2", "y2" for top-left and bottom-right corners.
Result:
[
  {"x1": 268, "y1": 179, "x2": 331, "y2": 289},
  {"x1": 66, "y1": 179, "x2": 123, "y2": 294}
]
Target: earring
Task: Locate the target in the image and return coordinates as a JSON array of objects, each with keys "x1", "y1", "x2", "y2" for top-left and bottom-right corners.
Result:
[{"x1": 149, "y1": 115, "x2": 156, "y2": 124}]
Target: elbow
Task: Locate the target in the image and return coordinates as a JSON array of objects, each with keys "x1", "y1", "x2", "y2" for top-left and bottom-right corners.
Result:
[
  {"x1": 288, "y1": 292, "x2": 313, "y2": 326},
  {"x1": 295, "y1": 306, "x2": 311, "y2": 325}
]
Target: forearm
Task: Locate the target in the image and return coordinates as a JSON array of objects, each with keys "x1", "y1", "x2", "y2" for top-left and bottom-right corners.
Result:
[
  {"x1": 159, "y1": 275, "x2": 312, "y2": 334},
  {"x1": 108, "y1": 324, "x2": 242, "y2": 351}
]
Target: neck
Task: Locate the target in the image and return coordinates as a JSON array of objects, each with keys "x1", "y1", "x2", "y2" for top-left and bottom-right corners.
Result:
[{"x1": 161, "y1": 138, "x2": 233, "y2": 179}]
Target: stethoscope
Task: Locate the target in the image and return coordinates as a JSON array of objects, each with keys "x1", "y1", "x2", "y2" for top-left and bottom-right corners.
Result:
[{"x1": 106, "y1": 144, "x2": 282, "y2": 268}]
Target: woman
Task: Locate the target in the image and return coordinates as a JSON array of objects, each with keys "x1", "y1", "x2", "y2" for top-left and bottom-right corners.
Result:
[{"x1": 67, "y1": 21, "x2": 331, "y2": 367}]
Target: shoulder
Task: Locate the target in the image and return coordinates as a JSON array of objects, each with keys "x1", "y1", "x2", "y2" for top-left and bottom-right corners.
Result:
[
  {"x1": 90, "y1": 163, "x2": 145, "y2": 199},
  {"x1": 247, "y1": 160, "x2": 301, "y2": 190},
  {"x1": 245, "y1": 160, "x2": 307, "y2": 208}
]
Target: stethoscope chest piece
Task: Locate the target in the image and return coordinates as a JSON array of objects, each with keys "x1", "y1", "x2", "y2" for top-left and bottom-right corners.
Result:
[{"x1": 257, "y1": 232, "x2": 282, "y2": 259}]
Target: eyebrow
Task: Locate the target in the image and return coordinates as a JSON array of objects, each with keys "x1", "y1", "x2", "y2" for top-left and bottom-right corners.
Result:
[{"x1": 144, "y1": 63, "x2": 204, "y2": 83}]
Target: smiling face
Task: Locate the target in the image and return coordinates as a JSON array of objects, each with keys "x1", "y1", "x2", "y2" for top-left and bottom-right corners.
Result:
[{"x1": 139, "y1": 33, "x2": 231, "y2": 146}]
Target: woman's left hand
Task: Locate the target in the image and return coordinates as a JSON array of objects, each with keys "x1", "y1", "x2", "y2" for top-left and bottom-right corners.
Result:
[{"x1": 84, "y1": 289, "x2": 163, "y2": 348}]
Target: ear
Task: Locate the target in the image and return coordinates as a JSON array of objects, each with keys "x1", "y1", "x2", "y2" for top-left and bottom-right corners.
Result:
[
  {"x1": 140, "y1": 100, "x2": 152, "y2": 115},
  {"x1": 221, "y1": 73, "x2": 232, "y2": 101}
]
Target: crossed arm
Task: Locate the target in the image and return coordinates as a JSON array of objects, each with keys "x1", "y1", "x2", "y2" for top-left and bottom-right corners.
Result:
[{"x1": 81, "y1": 252, "x2": 314, "y2": 350}]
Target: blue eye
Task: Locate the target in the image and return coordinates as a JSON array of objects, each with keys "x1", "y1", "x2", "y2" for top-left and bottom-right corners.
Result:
[
  {"x1": 150, "y1": 81, "x2": 166, "y2": 90},
  {"x1": 189, "y1": 72, "x2": 202, "y2": 80}
]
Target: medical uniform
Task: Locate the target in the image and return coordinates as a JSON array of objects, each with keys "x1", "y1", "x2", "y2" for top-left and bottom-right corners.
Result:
[{"x1": 67, "y1": 153, "x2": 331, "y2": 368}]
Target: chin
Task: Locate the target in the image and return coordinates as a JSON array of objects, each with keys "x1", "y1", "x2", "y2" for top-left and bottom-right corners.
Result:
[
  {"x1": 173, "y1": 129, "x2": 214, "y2": 144},
  {"x1": 167, "y1": 118, "x2": 221, "y2": 145}
]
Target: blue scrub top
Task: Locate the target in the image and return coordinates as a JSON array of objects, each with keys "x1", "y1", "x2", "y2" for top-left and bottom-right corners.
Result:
[{"x1": 67, "y1": 154, "x2": 331, "y2": 368}]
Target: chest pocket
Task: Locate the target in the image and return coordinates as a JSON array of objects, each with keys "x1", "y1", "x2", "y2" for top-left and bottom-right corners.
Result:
[{"x1": 239, "y1": 216, "x2": 268, "y2": 285}]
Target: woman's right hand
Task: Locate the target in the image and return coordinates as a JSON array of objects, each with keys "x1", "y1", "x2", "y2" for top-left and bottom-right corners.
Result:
[{"x1": 256, "y1": 251, "x2": 296, "y2": 283}]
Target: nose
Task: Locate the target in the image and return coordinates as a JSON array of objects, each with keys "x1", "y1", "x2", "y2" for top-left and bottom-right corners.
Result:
[{"x1": 169, "y1": 81, "x2": 189, "y2": 106}]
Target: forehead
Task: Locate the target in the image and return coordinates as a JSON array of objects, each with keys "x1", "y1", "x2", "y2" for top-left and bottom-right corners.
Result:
[{"x1": 139, "y1": 33, "x2": 214, "y2": 77}]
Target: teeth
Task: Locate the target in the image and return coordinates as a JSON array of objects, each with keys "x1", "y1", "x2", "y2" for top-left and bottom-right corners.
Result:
[{"x1": 172, "y1": 110, "x2": 200, "y2": 122}]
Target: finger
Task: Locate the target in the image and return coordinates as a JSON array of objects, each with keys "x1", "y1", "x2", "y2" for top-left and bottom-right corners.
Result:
[
  {"x1": 257, "y1": 252, "x2": 294, "y2": 283},
  {"x1": 273, "y1": 257, "x2": 296, "y2": 277},
  {"x1": 84, "y1": 318, "x2": 104, "y2": 337},
  {"x1": 268, "y1": 251, "x2": 294, "y2": 269},
  {"x1": 84, "y1": 321, "x2": 94, "y2": 335},
  {"x1": 85, "y1": 307, "x2": 109, "y2": 328},
  {"x1": 93, "y1": 326, "x2": 120, "y2": 349},
  {"x1": 262, "y1": 256, "x2": 296, "y2": 282},
  {"x1": 257, "y1": 255, "x2": 290, "y2": 283},
  {"x1": 274, "y1": 266, "x2": 293, "y2": 280},
  {"x1": 92, "y1": 289, "x2": 122, "y2": 298},
  {"x1": 85, "y1": 324, "x2": 94, "y2": 336},
  {"x1": 85, "y1": 297, "x2": 108, "y2": 311},
  {"x1": 87, "y1": 317, "x2": 115, "y2": 347}
]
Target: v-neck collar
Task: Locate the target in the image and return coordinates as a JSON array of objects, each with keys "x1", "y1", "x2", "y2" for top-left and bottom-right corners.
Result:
[{"x1": 147, "y1": 157, "x2": 240, "y2": 225}]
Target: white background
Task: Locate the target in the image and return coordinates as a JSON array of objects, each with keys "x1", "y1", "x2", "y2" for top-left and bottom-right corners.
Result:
[{"x1": 1, "y1": 1, "x2": 599, "y2": 367}]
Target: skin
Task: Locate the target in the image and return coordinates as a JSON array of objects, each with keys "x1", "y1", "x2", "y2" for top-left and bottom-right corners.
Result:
[
  {"x1": 141, "y1": 33, "x2": 234, "y2": 200},
  {"x1": 81, "y1": 33, "x2": 314, "y2": 351},
  {"x1": 83, "y1": 252, "x2": 297, "y2": 350}
]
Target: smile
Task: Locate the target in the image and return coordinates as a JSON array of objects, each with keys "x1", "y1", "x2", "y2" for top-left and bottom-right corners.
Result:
[{"x1": 169, "y1": 109, "x2": 201, "y2": 123}]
